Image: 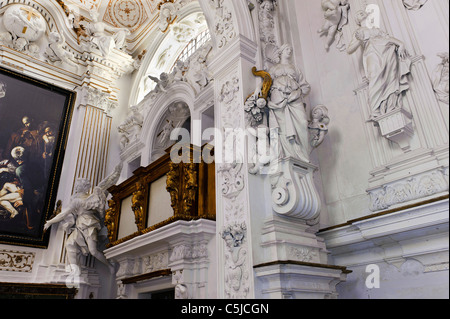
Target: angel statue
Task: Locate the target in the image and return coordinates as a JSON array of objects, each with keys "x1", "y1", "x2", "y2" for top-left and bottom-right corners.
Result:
[{"x1": 44, "y1": 162, "x2": 123, "y2": 274}]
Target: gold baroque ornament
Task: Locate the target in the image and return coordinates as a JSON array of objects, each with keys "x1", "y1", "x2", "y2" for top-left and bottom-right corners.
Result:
[
  {"x1": 105, "y1": 199, "x2": 118, "y2": 244},
  {"x1": 132, "y1": 181, "x2": 146, "y2": 232},
  {"x1": 182, "y1": 163, "x2": 198, "y2": 217},
  {"x1": 166, "y1": 162, "x2": 181, "y2": 216},
  {"x1": 244, "y1": 67, "x2": 273, "y2": 127},
  {"x1": 0, "y1": 250, "x2": 35, "y2": 273}
]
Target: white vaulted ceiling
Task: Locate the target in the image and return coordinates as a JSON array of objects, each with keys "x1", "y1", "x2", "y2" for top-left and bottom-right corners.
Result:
[
  {"x1": 61, "y1": 0, "x2": 209, "y2": 104},
  {"x1": 63, "y1": 0, "x2": 206, "y2": 56}
]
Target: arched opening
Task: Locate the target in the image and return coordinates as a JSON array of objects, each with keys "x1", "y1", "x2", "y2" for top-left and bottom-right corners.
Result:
[{"x1": 151, "y1": 101, "x2": 191, "y2": 162}]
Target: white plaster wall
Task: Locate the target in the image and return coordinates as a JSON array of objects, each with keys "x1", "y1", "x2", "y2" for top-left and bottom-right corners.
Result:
[
  {"x1": 337, "y1": 260, "x2": 449, "y2": 299},
  {"x1": 286, "y1": 0, "x2": 449, "y2": 227},
  {"x1": 288, "y1": 0, "x2": 373, "y2": 226}
]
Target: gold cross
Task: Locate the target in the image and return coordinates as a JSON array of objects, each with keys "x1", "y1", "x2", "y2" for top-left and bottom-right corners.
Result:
[{"x1": 21, "y1": 6, "x2": 40, "y2": 21}]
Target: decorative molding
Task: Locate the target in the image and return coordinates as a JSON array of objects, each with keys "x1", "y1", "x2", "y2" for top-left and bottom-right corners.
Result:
[
  {"x1": 0, "y1": 250, "x2": 35, "y2": 273},
  {"x1": 210, "y1": 0, "x2": 236, "y2": 49},
  {"x1": 369, "y1": 168, "x2": 449, "y2": 212},
  {"x1": 143, "y1": 251, "x2": 169, "y2": 273},
  {"x1": 170, "y1": 242, "x2": 208, "y2": 263},
  {"x1": 319, "y1": 198, "x2": 449, "y2": 269},
  {"x1": 287, "y1": 246, "x2": 318, "y2": 263},
  {"x1": 78, "y1": 86, "x2": 118, "y2": 114},
  {"x1": 219, "y1": 75, "x2": 241, "y2": 128},
  {"x1": 103, "y1": 0, "x2": 148, "y2": 32},
  {"x1": 221, "y1": 222, "x2": 250, "y2": 299}
]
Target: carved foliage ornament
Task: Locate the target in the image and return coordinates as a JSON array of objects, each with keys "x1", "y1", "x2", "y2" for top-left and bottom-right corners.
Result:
[
  {"x1": 158, "y1": 0, "x2": 178, "y2": 33},
  {"x1": 0, "y1": 250, "x2": 35, "y2": 273},
  {"x1": 369, "y1": 169, "x2": 449, "y2": 211},
  {"x1": 221, "y1": 222, "x2": 249, "y2": 299},
  {"x1": 210, "y1": 0, "x2": 236, "y2": 49}
]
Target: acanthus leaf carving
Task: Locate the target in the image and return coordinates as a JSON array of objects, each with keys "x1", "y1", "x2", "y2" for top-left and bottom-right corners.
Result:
[
  {"x1": 210, "y1": 0, "x2": 236, "y2": 49},
  {"x1": 221, "y1": 222, "x2": 249, "y2": 299},
  {"x1": 369, "y1": 169, "x2": 449, "y2": 211}
]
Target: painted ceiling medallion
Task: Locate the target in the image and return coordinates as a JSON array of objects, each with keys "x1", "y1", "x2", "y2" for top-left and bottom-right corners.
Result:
[{"x1": 104, "y1": 0, "x2": 148, "y2": 32}]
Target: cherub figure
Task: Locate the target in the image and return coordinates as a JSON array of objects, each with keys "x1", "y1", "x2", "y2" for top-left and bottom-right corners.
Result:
[
  {"x1": 44, "y1": 162, "x2": 123, "y2": 274},
  {"x1": 317, "y1": 0, "x2": 350, "y2": 51},
  {"x1": 308, "y1": 105, "x2": 330, "y2": 149},
  {"x1": 148, "y1": 72, "x2": 170, "y2": 94},
  {"x1": 45, "y1": 32, "x2": 78, "y2": 69}
]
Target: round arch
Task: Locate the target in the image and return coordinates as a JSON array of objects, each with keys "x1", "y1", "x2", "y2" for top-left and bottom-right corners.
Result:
[
  {"x1": 140, "y1": 81, "x2": 196, "y2": 166},
  {"x1": 128, "y1": 0, "x2": 256, "y2": 107}
]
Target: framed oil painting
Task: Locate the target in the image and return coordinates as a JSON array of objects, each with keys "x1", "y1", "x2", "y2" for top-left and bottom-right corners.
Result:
[{"x1": 0, "y1": 67, "x2": 75, "y2": 248}]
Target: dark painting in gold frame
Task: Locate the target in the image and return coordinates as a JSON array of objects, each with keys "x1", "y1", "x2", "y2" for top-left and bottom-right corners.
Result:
[{"x1": 0, "y1": 67, "x2": 75, "y2": 248}]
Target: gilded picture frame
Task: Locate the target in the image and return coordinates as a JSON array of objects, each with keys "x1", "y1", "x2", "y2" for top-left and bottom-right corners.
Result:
[{"x1": 0, "y1": 67, "x2": 75, "y2": 248}]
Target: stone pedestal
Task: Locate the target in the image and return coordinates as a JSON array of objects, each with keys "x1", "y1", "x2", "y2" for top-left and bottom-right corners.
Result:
[
  {"x1": 254, "y1": 261, "x2": 349, "y2": 299},
  {"x1": 37, "y1": 263, "x2": 101, "y2": 299},
  {"x1": 373, "y1": 108, "x2": 414, "y2": 152},
  {"x1": 253, "y1": 157, "x2": 349, "y2": 298}
]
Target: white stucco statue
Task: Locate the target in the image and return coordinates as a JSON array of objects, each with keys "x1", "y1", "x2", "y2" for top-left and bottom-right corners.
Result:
[
  {"x1": 308, "y1": 104, "x2": 330, "y2": 149},
  {"x1": 45, "y1": 32, "x2": 78, "y2": 69},
  {"x1": 118, "y1": 105, "x2": 144, "y2": 150},
  {"x1": 86, "y1": 10, "x2": 131, "y2": 57},
  {"x1": 433, "y1": 52, "x2": 449, "y2": 105},
  {"x1": 44, "y1": 162, "x2": 123, "y2": 274},
  {"x1": 347, "y1": 10, "x2": 411, "y2": 120},
  {"x1": 317, "y1": 0, "x2": 350, "y2": 51},
  {"x1": 185, "y1": 44, "x2": 213, "y2": 92},
  {"x1": 260, "y1": 43, "x2": 312, "y2": 162}
]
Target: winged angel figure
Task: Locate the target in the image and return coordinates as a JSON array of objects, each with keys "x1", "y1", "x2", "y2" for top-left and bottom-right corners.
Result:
[{"x1": 44, "y1": 162, "x2": 123, "y2": 274}]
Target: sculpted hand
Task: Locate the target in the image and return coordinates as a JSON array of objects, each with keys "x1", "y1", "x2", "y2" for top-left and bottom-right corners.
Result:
[{"x1": 398, "y1": 45, "x2": 408, "y2": 60}]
